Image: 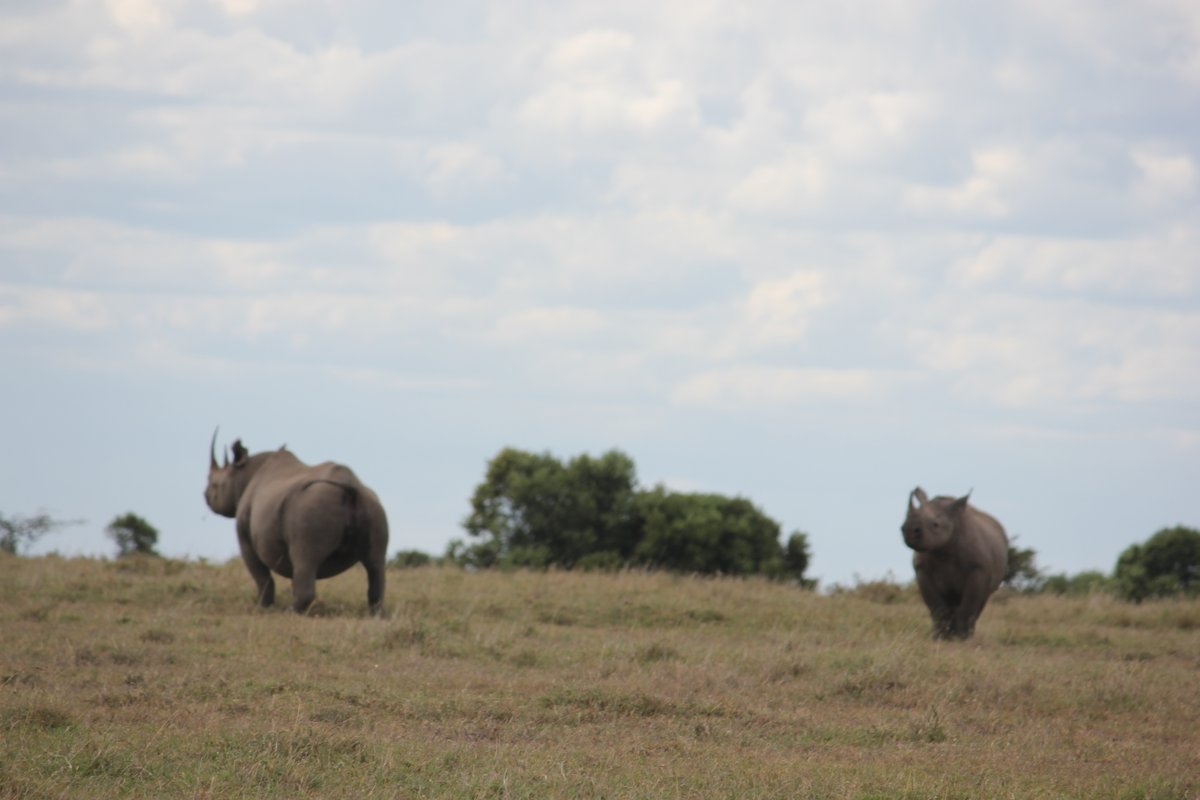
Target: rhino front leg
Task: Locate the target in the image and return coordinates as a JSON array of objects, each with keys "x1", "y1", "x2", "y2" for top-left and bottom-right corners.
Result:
[
  {"x1": 916, "y1": 575, "x2": 955, "y2": 640},
  {"x1": 951, "y1": 571, "x2": 993, "y2": 639},
  {"x1": 237, "y1": 529, "x2": 275, "y2": 608}
]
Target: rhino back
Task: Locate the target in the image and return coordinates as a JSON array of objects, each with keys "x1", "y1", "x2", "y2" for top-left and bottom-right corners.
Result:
[{"x1": 958, "y1": 506, "x2": 1009, "y2": 587}]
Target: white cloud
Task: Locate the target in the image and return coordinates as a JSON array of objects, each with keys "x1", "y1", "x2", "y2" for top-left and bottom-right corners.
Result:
[
  {"x1": 905, "y1": 146, "x2": 1026, "y2": 219},
  {"x1": 1132, "y1": 147, "x2": 1197, "y2": 207},
  {"x1": 741, "y1": 271, "x2": 827, "y2": 346},
  {"x1": 728, "y1": 147, "x2": 829, "y2": 215},
  {"x1": 0, "y1": 285, "x2": 115, "y2": 332},
  {"x1": 493, "y1": 306, "x2": 607, "y2": 343},
  {"x1": 949, "y1": 225, "x2": 1200, "y2": 298},
  {"x1": 106, "y1": 0, "x2": 168, "y2": 35},
  {"x1": 907, "y1": 297, "x2": 1200, "y2": 409},
  {"x1": 803, "y1": 91, "x2": 933, "y2": 160},
  {"x1": 517, "y1": 75, "x2": 695, "y2": 136},
  {"x1": 425, "y1": 142, "x2": 506, "y2": 194},
  {"x1": 514, "y1": 26, "x2": 698, "y2": 139},
  {"x1": 673, "y1": 365, "x2": 896, "y2": 410}
]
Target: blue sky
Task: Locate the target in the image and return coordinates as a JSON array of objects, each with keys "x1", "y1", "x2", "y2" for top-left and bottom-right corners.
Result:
[{"x1": 2, "y1": 0, "x2": 1198, "y2": 586}]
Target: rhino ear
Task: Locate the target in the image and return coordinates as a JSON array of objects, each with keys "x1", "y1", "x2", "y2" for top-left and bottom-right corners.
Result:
[
  {"x1": 910, "y1": 487, "x2": 928, "y2": 509},
  {"x1": 950, "y1": 490, "x2": 972, "y2": 514},
  {"x1": 231, "y1": 439, "x2": 249, "y2": 466}
]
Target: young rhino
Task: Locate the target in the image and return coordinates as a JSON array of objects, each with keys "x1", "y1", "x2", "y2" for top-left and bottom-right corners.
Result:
[{"x1": 901, "y1": 487, "x2": 1008, "y2": 640}]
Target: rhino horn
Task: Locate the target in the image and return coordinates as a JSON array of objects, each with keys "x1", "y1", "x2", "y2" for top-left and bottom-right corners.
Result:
[{"x1": 210, "y1": 427, "x2": 220, "y2": 470}]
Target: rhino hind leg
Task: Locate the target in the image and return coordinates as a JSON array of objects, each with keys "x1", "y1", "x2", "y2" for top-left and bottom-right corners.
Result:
[
  {"x1": 290, "y1": 563, "x2": 318, "y2": 614},
  {"x1": 365, "y1": 560, "x2": 385, "y2": 617}
]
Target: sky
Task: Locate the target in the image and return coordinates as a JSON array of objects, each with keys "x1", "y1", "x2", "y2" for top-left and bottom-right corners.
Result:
[{"x1": 2, "y1": 0, "x2": 1198, "y2": 587}]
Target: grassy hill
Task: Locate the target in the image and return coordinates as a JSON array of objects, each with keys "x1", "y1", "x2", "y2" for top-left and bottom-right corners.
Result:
[{"x1": 1, "y1": 555, "x2": 1197, "y2": 799}]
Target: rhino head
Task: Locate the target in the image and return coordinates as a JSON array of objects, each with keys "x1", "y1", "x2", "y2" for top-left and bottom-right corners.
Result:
[
  {"x1": 901, "y1": 487, "x2": 970, "y2": 552},
  {"x1": 204, "y1": 428, "x2": 251, "y2": 518}
]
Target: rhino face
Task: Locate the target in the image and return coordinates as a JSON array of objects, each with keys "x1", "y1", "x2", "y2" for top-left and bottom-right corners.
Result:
[{"x1": 901, "y1": 487, "x2": 968, "y2": 552}]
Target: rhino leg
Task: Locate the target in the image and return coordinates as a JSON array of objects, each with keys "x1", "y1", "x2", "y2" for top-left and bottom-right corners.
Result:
[
  {"x1": 237, "y1": 525, "x2": 276, "y2": 608},
  {"x1": 950, "y1": 572, "x2": 993, "y2": 639},
  {"x1": 916, "y1": 575, "x2": 955, "y2": 639},
  {"x1": 290, "y1": 563, "x2": 318, "y2": 614},
  {"x1": 365, "y1": 560, "x2": 385, "y2": 617}
]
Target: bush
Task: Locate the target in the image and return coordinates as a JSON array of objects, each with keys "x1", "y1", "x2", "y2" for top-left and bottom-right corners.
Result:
[
  {"x1": 1, "y1": 512, "x2": 78, "y2": 555},
  {"x1": 455, "y1": 447, "x2": 814, "y2": 584},
  {"x1": 106, "y1": 513, "x2": 160, "y2": 558},
  {"x1": 389, "y1": 550, "x2": 433, "y2": 569},
  {"x1": 1114, "y1": 526, "x2": 1200, "y2": 602},
  {"x1": 1041, "y1": 570, "x2": 1112, "y2": 596},
  {"x1": 631, "y1": 488, "x2": 785, "y2": 576},
  {"x1": 1004, "y1": 539, "x2": 1045, "y2": 592}
]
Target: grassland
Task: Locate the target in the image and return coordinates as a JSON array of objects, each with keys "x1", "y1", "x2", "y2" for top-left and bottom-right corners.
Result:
[{"x1": 1, "y1": 555, "x2": 1198, "y2": 799}]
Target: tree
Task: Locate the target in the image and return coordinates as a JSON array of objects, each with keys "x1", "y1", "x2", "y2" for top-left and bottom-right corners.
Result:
[
  {"x1": 106, "y1": 512, "x2": 160, "y2": 558},
  {"x1": 389, "y1": 550, "x2": 433, "y2": 569},
  {"x1": 459, "y1": 447, "x2": 639, "y2": 569},
  {"x1": 632, "y1": 488, "x2": 786, "y2": 576},
  {"x1": 1041, "y1": 570, "x2": 1111, "y2": 596},
  {"x1": 1114, "y1": 526, "x2": 1200, "y2": 602},
  {"x1": 454, "y1": 447, "x2": 815, "y2": 586},
  {"x1": 0, "y1": 512, "x2": 77, "y2": 555},
  {"x1": 783, "y1": 531, "x2": 816, "y2": 588},
  {"x1": 1004, "y1": 539, "x2": 1045, "y2": 592}
]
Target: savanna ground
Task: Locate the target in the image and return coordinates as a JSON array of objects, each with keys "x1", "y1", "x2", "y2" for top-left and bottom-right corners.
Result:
[{"x1": 1, "y1": 556, "x2": 1197, "y2": 799}]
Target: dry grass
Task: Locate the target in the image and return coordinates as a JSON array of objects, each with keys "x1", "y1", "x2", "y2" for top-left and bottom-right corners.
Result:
[{"x1": 1, "y1": 555, "x2": 1197, "y2": 799}]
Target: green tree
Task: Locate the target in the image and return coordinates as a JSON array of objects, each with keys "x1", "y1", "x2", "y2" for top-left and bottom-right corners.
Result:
[
  {"x1": 0, "y1": 512, "x2": 77, "y2": 555},
  {"x1": 455, "y1": 447, "x2": 815, "y2": 586},
  {"x1": 389, "y1": 550, "x2": 433, "y2": 568},
  {"x1": 106, "y1": 512, "x2": 160, "y2": 558},
  {"x1": 631, "y1": 488, "x2": 785, "y2": 576},
  {"x1": 459, "y1": 447, "x2": 639, "y2": 569},
  {"x1": 1114, "y1": 526, "x2": 1200, "y2": 602},
  {"x1": 1004, "y1": 539, "x2": 1045, "y2": 592},
  {"x1": 1041, "y1": 570, "x2": 1111, "y2": 596},
  {"x1": 783, "y1": 531, "x2": 816, "y2": 587}
]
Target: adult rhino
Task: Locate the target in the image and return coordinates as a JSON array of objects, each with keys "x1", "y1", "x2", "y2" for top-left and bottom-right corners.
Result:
[
  {"x1": 901, "y1": 487, "x2": 1008, "y2": 640},
  {"x1": 204, "y1": 431, "x2": 389, "y2": 615}
]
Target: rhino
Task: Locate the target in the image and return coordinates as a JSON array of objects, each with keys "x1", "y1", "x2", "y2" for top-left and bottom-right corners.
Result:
[
  {"x1": 204, "y1": 431, "x2": 389, "y2": 615},
  {"x1": 900, "y1": 487, "x2": 1008, "y2": 640}
]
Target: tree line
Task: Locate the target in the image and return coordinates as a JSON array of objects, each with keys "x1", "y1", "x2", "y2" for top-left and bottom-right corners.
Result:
[
  {"x1": 4, "y1": 445, "x2": 1198, "y2": 603},
  {"x1": 444, "y1": 447, "x2": 813, "y2": 584},
  {"x1": 1, "y1": 511, "x2": 159, "y2": 559},
  {"x1": 1006, "y1": 525, "x2": 1200, "y2": 602}
]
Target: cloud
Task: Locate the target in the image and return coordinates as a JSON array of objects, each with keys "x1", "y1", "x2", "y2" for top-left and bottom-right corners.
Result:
[
  {"x1": 3, "y1": 0, "x2": 1198, "y2": 427},
  {"x1": 424, "y1": 143, "x2": 506, "y2": 194},
  {"x1": 741, "y1": 271, "x2": 827, "y2": 347},
  {"x1": 106, "y1": 0, "x2": 168, "y2": 35},
  {"x1": 517, "y1": 29, "x2": 697, "y2": 139},
  {"x1": 802, "y1": 91, "x2": 933, "y2": 160},
  {"x1": 948, "y1": 224, "x2": 1200, "y2": 298},
  {"x1": 673, "y1": 366, "x2": 898, "y2": 410},
  {"x1": 728, "y1": 147, "x2": 829, "y2": 215},
  {"x1": 1132, "y1": 146, "x2": 1197, "y2": 207},
  {"x1": 906, "y1": 297, "x2": 1200, "y2": 409},
  {"x1": 905, "y1": 147, "x2": 1025, "y2": 219},
  {"x1": 492, "y1": 306, "x2": 608, "y2": 343},
  {"x1": 0, "y1": 284, "x2": 114, "y2": 332}
]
